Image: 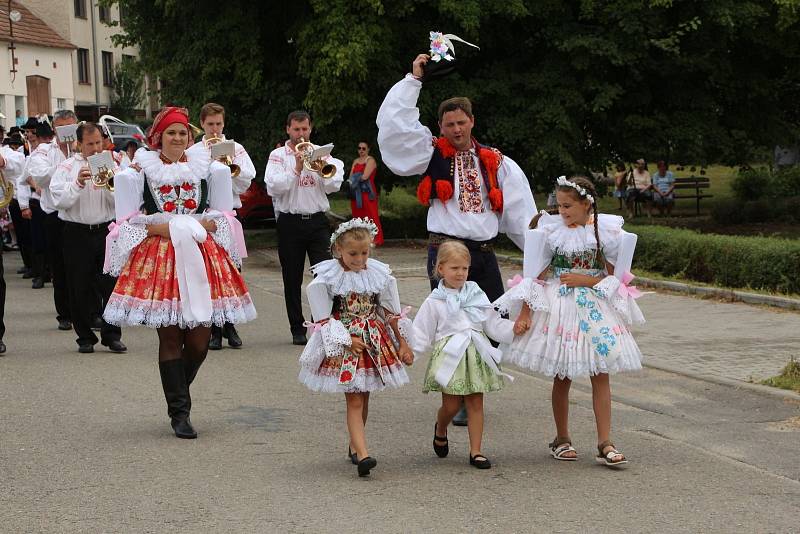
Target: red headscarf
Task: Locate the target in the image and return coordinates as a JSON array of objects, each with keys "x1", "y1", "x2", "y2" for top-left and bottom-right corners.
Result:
[{"x1": 147, "y1": 106, "x2": 192, "y2": 149}]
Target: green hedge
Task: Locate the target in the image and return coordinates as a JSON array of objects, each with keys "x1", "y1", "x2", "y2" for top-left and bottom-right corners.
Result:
[{"x1": 632, "y1": 225, "x2": 800, "y2": 294}]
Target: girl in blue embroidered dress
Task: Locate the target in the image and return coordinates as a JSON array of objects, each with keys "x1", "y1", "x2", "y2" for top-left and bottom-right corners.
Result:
[
  {"x1": 298, "y1": 218, "x2": 414, "y2": 477},
  {"x1": 495, "y1": 176, "x2": 645, "y2": 467}
]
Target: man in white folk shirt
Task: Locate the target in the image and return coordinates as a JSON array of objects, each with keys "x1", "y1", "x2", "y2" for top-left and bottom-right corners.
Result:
[
  {"x1": 264, "y1": 110, "x2": 344, "y2": 345},
  {"x1": 376, "y1": 54, "x2": 536, "y2": 424},
  {"x1": 0, "y1": 135, "x2": 27, "y2": 355},
  {"x1": 186, "y1": 102, "x2": 256, "y2": 350},
  {"x1": 18, "y1": 116, "x2": 51, "y2": 290},
  {"x1": 25, "y1": 110, "x2": 77, "y2": 332},
  {"x1": 50, "y1": 122, "x2": 126, "y2": 354}
]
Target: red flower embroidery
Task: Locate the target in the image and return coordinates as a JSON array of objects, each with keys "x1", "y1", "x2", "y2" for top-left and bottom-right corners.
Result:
[
  {"x1": 184, "y1": 198, "x2": 197, "y2": 210},
  {"x1": 339, "y1": 370, "x2": 353, "y2": 383},
  {"x1": 180, "y1": 182, "x2": 193, "y2": 191},
  {"x1": 159, "y1": 185, "x2": 173, "y2": 195},
  {"x1": 163, "y1": 201, "x2": 176, "y2": 212}
]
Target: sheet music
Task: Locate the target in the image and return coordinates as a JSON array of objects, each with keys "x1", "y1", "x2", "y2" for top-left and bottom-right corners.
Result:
[
  {"x1": 210, "y1": 140, "x2": 235, "y2": 159},
  {"x1": 311, "y1": 143, "x2": 334, "y2": 160},
  {"x1": 87, "y1": 151, "x2": 115, "y2": 177},
  {"x1": 55, "y1": 124, "x2": 78, "y2": 143}
]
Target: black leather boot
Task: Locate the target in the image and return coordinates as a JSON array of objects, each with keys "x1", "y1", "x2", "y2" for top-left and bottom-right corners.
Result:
[
  {"x1": 223, "y1": 323, "x2": 242, "y2": 348},
  {"x1": 158, "y1": 359, "x2": 197, "y2": 439},
  {"x1": 208, "y1": 326, "x2": 223, "y2": 350},
  {"x1": 183, "y1": 356, "x2": 206, "y2": 413}
]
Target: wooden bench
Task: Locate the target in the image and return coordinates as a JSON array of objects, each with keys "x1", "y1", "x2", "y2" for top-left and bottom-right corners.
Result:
[{"x1": 672, "y1": 176, "x2": 712, "y2": 215}]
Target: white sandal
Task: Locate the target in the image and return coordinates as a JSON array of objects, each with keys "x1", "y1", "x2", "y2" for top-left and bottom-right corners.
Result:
[
  {"x1": 549, "y1": 436, "x2": 578, "y2": 461},
  {"x1": 595, "y1": 440, "x2": 628, "y2": 467}
]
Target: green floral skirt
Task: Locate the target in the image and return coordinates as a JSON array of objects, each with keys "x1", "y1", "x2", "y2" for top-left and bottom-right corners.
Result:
[{"x1": 422, "y1": 336, "x2": 505, "y2": 395}]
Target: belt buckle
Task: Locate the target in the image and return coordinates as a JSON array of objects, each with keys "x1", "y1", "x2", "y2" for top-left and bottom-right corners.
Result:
[{"x1": 301, "y1": 214, "x2": 311, "y2": 220}]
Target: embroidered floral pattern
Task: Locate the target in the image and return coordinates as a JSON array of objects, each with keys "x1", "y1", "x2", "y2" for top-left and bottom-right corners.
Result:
[
  {"x1": 152, "y1": 181, "x2": 199, "y2": 214},
  {"x1": 456, "y1": 150, "x2": 483, "y2": 213}
]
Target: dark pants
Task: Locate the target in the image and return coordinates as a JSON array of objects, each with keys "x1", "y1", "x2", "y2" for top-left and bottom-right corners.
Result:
[
  {"x1": 8, "y1": 199, "x2": 31, "y2": 269},
  {"x1": 44, "y1": 212, "x2": 70, "y2": 321},
  {"x1": 276, "y1": 212, "x2": 330, "y2": 335},
  {"x1": 0, "y1": 252, "x2": 5, "y2": 340},
  {"x1": 62, "y1": 221, "x2": 121, "y2": 346},
  {"x1": 29, "y1": 199, "x2": 49, "y2": 280},
  {"x1": 426, "y1": 235, "x2": 505, "y2": 301}
]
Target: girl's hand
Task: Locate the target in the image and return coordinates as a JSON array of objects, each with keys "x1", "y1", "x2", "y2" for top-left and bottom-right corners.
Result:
[
  {"x1": 513, "y1": 316, "x2": 531, "y2": 335},
  {"x1": 559, "y1": 273, "x2": 599, "y2": 288},
  {"x1": 200, "y1": 218, "x2": 217, "y2": 233},
  {"x1": 398, "y1": 345, "x2": 414, "y2": 366},
  {"x1": 350, "y1": 336, "x2": 367, "y2": 354}
]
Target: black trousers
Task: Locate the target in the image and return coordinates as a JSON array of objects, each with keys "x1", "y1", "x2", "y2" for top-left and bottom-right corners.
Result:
[
  {"x1": 0, "y1": 252, "x2": 5, "y2": 340},
  {"x1": 276, "y1": 212, "x2": 331, "y2": 335},
  {"x1": 8, "y1": 199, "x2": 31, "y2": 269},
  {"x1": 62, "y1": 221, "x2": 121, "y2": 346},
  {"x1": 426, "y1": 235, "x2": 505, "y2": 301},
  {"x1": 44, "y1": 212, "x2": 70, "y2": 321},
  {"x1": 29, "y1": 199, "x2": 49, "y2": 280}
]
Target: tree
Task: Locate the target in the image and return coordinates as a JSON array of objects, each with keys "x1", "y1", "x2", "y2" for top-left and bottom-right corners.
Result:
[
  {"x1": 110, "y1": 59, "x2": 145, "y2": 122},
  {"x1": 108, "y1": 0, "x2": 800, "y2": 189}
]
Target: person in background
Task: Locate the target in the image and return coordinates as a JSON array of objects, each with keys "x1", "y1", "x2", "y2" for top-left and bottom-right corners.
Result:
[
  {"x1": 625, "y1": 158, "x2": 652, "y2": 218},
  {"x1": 651, "y1": 160, "x2": 676, "y2": 217},
  {"x1": 349, "y1": 141, "x2": 383, "y2": 246},
  {"x1": 613, "y1": 162, "x2": 627, "y2": 211}
]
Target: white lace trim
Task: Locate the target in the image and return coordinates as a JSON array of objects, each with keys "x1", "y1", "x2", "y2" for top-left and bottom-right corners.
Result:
[
  {"x1": 205, "y1": 213, "x2": 241, "y2": 268},
  {"x1": 105, "y1": 221, "x2": 148, "y2": 276},
  {"x1": 537, "y1": 212, "x2": 624, "y2": 257},
  {"x1": 592, "y1": 275, "x2": 645, "y2": 325},
  {"x1": 592, "y1": 275, "x2": 620, "y2": 299},
  {"x1": 299, "y1": 319, "x2": 352, "y2": 371},
  {"x1": 310, "y1": 258, "x2": 392, "y2": 296},
  {"x1": 298, "y1": 363, "x2": 410, "y2": 393},
  {"x1": 136, "y1": 150, "x2": 205, "y2": 187},
  {"x1": 494, "y1": 277, "x2": 549, "y2": 315},
  {"x1": 103, "y1": 293, "x2": 257, "y2": 329}
]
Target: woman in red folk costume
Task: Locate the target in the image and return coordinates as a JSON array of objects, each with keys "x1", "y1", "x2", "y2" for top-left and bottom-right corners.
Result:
[{"x1": 103, "y1": 106, "x2": 256, "y2": 439}]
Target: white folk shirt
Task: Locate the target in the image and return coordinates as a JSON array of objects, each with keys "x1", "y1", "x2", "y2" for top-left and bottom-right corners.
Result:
[
  {"x1": 0, "y1": 145, "x2": 26, "y2": 204},
  {"x1": 16, "y1": 153, "x2": 42, "y2": 210},
  {"x1": 376, "y1": 74, "x2": 536, "y2": 249},
  {"x1": 26, "y1": 142, "x2": 66, "y2": 214},
  {"x1": 50, "y1": 153, "x2": 117, "y2": 225},
  {"x1": 264, "y1": 143, "x2": 344, "y2": 216},
  {"x1": 186, "y1": 135, "x2": 256, "y2": 208}
]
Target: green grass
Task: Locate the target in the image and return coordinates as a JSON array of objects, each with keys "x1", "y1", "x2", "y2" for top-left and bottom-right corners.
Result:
[{"x1": 761, "y1": 358, "x2": 800, "y2": 393}]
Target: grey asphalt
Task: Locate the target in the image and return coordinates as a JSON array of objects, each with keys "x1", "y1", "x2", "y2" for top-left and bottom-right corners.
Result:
[{"x1": 1, "y1": 246, "x2": 798, "y2": 533}]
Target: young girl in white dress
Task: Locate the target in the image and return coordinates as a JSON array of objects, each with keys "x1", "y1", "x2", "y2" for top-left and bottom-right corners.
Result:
[
  {"x1": 298, "y1": 218, "x2": 414, "y2": 477},
  {"x1": 412, "y1": 241, "x2": 514, "y2": 470},
  {"x1": 495, "y1": 176, "x2": 644, "y2": 467}
]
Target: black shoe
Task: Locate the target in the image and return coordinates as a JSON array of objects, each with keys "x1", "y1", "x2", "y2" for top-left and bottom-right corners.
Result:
[
  {"x1": 452, "y1": 405, "x2": 468, "y2": 427},
  {"x1": 433, "y1": 423, "x2": 449, "y2": 458},
  {"x1": 292, "y1": 334, "x2": 307, "y2": 346},
  {"x1": 208, "y1": 326, "x2": 223, "y2": 350},
  {"x1": 0, "y1": 340, "x2": 6, "y2": 355},
  {"x1": 31, "y1": 277, "x2": 44, "y2": 289},
  {"x1": 57, "y1": 319, "x2": 72, "y2": 331},
  {"x1": 102, "y1": 340, "x2": 127, "y2": 353},
  {"x1": 159, "y1": 359, "x2": 197, "y2": 439},
  {"x1": 91, "y1": 316, "x2": 103, "y2": 331},
  {"x1": 16, "y1": 266, "x2": 27, "y2": 274},
  {"x1": 348, "y1": 446, "x2": 358, "y2": 465},
  {"x1": 22, "y1": 270, "x2": 34, "y2": 279},
  {"x1": 223, "y1": 323, "x2": 242, "y2": 348},
  {"x1": 357, "y1": 456, "x2": 377, "y2": 477},
  {"x1": 78, "y1": 343, "x2": 94, "y2": 353},
  {"x1": 470, "y1": 453, "x2": 492, "y2": 469}
]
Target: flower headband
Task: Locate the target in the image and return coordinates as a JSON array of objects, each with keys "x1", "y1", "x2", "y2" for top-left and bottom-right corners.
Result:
[
  {"x1": 330, "y1": 217, "x2": 379, "y2": 246},
  {"x1": 556, "y1": 176, "x2": 595, "y2": 204}
]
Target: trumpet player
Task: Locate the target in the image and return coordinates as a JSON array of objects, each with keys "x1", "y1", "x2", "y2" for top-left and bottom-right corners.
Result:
[
  {"x1": 186, "y1": 102, "x2": 256, "y2": 350},
  {"x1": 264, "y1": 110, "x2": 344, "y2": 345},
  {"x1": 50, "y1": 122, "x2": 126, "y2": 354}
]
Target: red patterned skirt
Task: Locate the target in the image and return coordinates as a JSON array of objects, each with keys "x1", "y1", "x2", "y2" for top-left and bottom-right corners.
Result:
[{"x1": 103, "y1": 235, "x2": 256, "y2": 328}]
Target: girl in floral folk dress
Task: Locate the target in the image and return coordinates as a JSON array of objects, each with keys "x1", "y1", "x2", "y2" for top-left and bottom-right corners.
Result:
[
  {"x1": 299, "y1": 218, "x2": 414, "y2": 477},
  {"x1": 495, "y1": 176, "x2": 644, "y2": 467},
  {"x1": 411, "y1": 241, "x2": 515, "y2": 470}
]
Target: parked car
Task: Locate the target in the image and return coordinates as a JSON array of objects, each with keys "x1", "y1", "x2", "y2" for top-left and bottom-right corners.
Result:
[
  {"x1": 99, "y1": 115, "x2": 146, "y2": 152},
  {"x1": 237, "y1": 181, "x2": 275, "y2": 226}
]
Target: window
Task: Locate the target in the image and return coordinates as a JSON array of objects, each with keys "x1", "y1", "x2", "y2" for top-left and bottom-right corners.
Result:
[
  {"x1": 99, "y1": 5, "x2": 111, "y2": 23},
  {"x1": 102, "y1": 51, "x2": 113, "y2": 87},
  {"x1": 57, "y1": 98, "x2": 67, "y2": 110},
  {"x1": 119, "y1": 4, "x2": 128, "y2": 27},
  {"x1": 77, "y1": 49, "x2": 90, "y2": 84},
  {"x1": 74, "y1": 0, "x2": 86, "y2": 18}
]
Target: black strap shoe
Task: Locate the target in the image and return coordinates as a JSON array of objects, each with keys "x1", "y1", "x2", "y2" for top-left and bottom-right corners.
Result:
[{"x1": 357, "y1": 456, "x2": 377, "y2": 477}]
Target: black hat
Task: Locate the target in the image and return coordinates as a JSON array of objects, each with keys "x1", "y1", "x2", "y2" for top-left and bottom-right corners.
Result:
[
  {"x1": 421, "y1": 32, "x2": 479, "y2": 83},
  {"x1": 22, "y1": 116, "x2": 39, "y2": 130},
  {"x1": 35, "y1": 119, "x2": 54, "y2": 138},
  {"x1": 9, "y1": 126, "x2": 20, "y2": 135},
  {"x1": 6, "y1": 132, "x2": 24, "y2": 146}
]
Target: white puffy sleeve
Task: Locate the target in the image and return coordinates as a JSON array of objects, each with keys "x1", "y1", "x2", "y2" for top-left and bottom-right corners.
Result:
[
  {"x1": 376, "y1": 75, "x2": 434, "y2": 176},
  {"x1": 299, "y1": 277, "x2": 352, "y2": 371},
  {"x1": 493, "y1": 227, "x2": 552, "y2": 316},
  {"x1": 103, "y1": 167, "x2": 147, "y2": 276},
  {"x1": 232, "y1": 143, "x2": 256, "y2": 196},
  {"x1": 264, "y1": 149, "x2": 293, "y2": 197},
  {"x1": 483, "y1": 308, "x2": 515, "y2": 345},
  {"x1": 497, "y1": 155, "x2": 537, "y2": 250},
  {"x1": 113, "y1": 166, "x2": 144, "y2": 220},
  {"x1": 379, "y1": 276, "x2": 413, "y2": 343},
  {"x1": 592, "y1": 228, "x2": 644, "y2": 325},
  {"x1": 410, "y1": 297, "x2": 438, "y2": 355}
]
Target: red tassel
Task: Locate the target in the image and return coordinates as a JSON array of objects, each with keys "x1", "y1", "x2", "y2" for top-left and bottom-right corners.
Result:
[
  {"x1": 436, "y1": 137, "x2": 456, "y2": 159},
  {"x1": 417, "y1": 175, "x2": 432, "y2": 205},
  {"x1": 488, "y1": 188, "x2": 504, "y2": 212},
  {"x1": 435, "y1": 180, "x2": 454, "y2": 203},
  {"x1": 479, "y1": 148, "x2": 500, "y2": 172}
]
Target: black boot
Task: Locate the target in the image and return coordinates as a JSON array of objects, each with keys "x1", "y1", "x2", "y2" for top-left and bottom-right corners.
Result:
[
  {"x1": 183, "y1": 356, "x2": 206, "y2": 413},
  {"x1": 223, "y1": 323, "x2": 242, "y2": 348},
  {"x1": 158, "y1": 359, "x2": 197, "y2": 439},
  {"x1": 208, "y1": 326, "x2": 223, "y2": 350}
]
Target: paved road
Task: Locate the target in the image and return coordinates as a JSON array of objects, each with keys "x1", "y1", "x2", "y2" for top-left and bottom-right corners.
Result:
[{"x1": 1, "y1": 247, "x2": 799, "y2": 533}]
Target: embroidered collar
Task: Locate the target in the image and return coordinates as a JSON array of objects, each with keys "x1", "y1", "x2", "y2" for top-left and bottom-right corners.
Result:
[
  {"x1": 310, "y1": 258, "x2": 392, "y2": 296},
  {"x1": 430, "y1": 280, "x2": 490, "y2": 323},
  {"x1": 159, "y1": 152, "x2": 188, "y2": 165}
]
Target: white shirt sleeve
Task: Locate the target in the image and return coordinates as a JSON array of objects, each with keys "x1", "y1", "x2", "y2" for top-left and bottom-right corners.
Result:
[
  {"x1": 482, "y1": 308, "x2": 514, "y2": 345},
  {"x1": 1, "y1": 147, "x2": 25, "y2": 179},
  {"x1": 497, "y1": 155, "x2": 537, "y2": 250},
  {"x1": 112, "y1": 166, "x2": 144, "y2": 220},
  {"x1": 307, "y1": 277, "x2": 334, "y2": 322},
  {"x1": 27, "y1": 150, "x2": 55, "y2": 189},
  {"x1": 50, "y1": 162, "x2": 83, "y2": 210},
  {"x1": 379, "y1": 276, "x2": 402, "y2": 315},
  {"x1": 376, "y1": 75, "x2": 434, "y2": 176},
  {"x1": 410, "y1": 297, "x2": 438, "y2": 355},
  {"x1": 207, "y1": 161, "x2": 234, "y2": 212},
  {"x1": 264, "y1": 149, "x2": 294, "y2": 197},
  {"x1": 232, "y1": 143, "x2": 256, "y2": 196}
]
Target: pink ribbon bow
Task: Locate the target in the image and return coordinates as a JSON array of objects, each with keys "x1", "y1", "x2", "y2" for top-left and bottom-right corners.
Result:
[
  {"x1": 398, "y1": 306, "x2": 412, "y2": 320},
  {"x1": 507, "y1": 274, "x2": 523, "y2": 288},
  {"x1": 221, "y1": 210, "x2": 248, "y2": 259},
  {"x1": 618, "y1": 271, "x2": 642, "y2": 299},
  {"x1": 303, "y1": 320, "x2": 322, "y2": 336},
  {"x1": 102, "y1": 210, "x2": 140, "y2": 272}
]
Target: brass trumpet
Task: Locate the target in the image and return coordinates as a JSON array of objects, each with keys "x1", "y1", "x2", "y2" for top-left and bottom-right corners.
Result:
[
  {"x1": 0, "y1": 169, "x2": 14, "y2": 209},
  {"x1": 205, "y1": 134, "x2": 241, "y2": 177},
  {"x1": 92, "y1": 166, "x2": 115, "y2": 192},
  {"x1": 294, "y1": 137, "x2": 336, "y2": 179}
]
